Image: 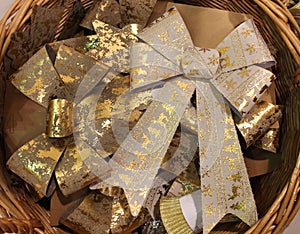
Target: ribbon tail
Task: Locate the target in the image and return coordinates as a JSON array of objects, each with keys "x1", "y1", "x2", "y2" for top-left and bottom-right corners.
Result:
[
  {"x1": 144, "y1": 127, "x2": 198, "y2": 218},
  {"x1": 55, "y1": 139, "x2": 111, "y2": 196},
  {"x1": 102, "y1": 78, "x2": 194, "y2": 216},
  {"x1": 195, "y1": 82, "x2": 257, "y2": 234}
]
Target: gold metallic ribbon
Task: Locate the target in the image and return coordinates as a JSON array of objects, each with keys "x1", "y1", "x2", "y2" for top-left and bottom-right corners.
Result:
[
  {"x1": 86, "y1": 20, "x2": 140, "y2": 73},
  {"x1": 61, "y1": 192, "x2": 113, "y2": 234},
  {"x1": 7, "y1": 45, "x2": 111, "y2": 196},
  {"x1": 47, "y1": 99, "x2": 74, "y2": 138},
  {"x1": 7, "y1": 17, "x2": 154, "y2": 197},
  {"x1": 80, "y1": 0, "x2": 157, "y2": 30},
  {"x1": 95, "y1": 7, "x2": 276, "y2": 233},
  {"x1": 236, "y1": 100, "x2": 283, "y2": 149},
  {"x1": 254, "y1": 127, "x2": 281, "y2": 153}
]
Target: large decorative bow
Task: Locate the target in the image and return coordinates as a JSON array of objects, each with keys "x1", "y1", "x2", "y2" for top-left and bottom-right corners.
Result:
[
  {"x1": 6, "y1": 16, "x2": 156, "y2": 197},
  {"x1": 98, "y1": 7, "x2": 275, "y2": 233},
  {"x1": 7, "y1": 45, "x2": 112, "y2": 196}
]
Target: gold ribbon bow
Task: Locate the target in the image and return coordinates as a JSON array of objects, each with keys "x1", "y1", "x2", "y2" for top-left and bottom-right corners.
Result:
[
  {"x1": 6, "y1": 12, "x2": 152, "y2": 198},
  {"x1": 7, "y1": 45, "x2": 112, "y2": 196},
  {"x1": 97, "y1": 7, "x2": 275, "y2": 233}
]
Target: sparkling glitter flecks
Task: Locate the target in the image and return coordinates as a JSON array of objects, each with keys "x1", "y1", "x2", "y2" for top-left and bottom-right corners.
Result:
[
  {"x1": 103, "y1": 7, "x2": 275, "y2": 234},
  {"x1": 80, "y1": 0, "x2": 157, "y2": 30},
  {"x1": 87, "y1": 20, "x2": 139, "y2": 73},
  {"x1": 7, "y1": 133, "x2": 69, "y2": 196},
  {"x1": 237, "y1": 101, "x2": 283, "y2": 148},
  {"x1": 7, "y1": 44, "x2": 113, "y2": 196},
  {"x1": 47, "y1": 99, "x2": 73, "y2": 138}
]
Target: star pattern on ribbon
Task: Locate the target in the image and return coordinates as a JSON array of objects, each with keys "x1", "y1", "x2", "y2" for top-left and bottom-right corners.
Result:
[{"x1": 95, "y1": 7, "x2": 275, "y2": 233}]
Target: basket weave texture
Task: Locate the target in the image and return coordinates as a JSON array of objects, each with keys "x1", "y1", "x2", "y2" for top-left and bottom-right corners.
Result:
[{"x1": 0, "y1": 0, "x2": 299, "y2": 233}]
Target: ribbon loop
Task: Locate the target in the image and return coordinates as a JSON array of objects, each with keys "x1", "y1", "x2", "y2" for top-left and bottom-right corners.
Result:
[{"x1": 216, "y1": 19, "x2": 275, "y2": 72}]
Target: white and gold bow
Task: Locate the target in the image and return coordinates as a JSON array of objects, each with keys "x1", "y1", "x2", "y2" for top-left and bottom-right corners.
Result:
[{"x1": 96, "y1": 7, "x2": 276, "y2": 233}]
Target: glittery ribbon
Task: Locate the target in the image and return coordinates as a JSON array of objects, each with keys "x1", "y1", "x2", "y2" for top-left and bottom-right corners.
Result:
[
  {"x1": 7, "y1": 45, "x2": 112, "y2": 196},
  {"x1": 98, "y1": 7, "x2": 276, "y2": 233},
  {"x1": 236, "y1": 100, "x2": 283, "y2": 149},
  {"x1": 6, "y1": 13, "x2": 154, "y2": 198},
  {"x1": 80, "y1": 0, "x2": 157, "y2": 30},
  {"x1": 47, "y1": 99, "x2": 74, "y2": 138},
  {"x1": 86, "y1": 20, "x2": 140, "y2": 73}
]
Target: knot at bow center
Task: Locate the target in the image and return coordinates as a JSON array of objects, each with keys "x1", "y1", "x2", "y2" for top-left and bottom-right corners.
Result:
[
  {"x1": 47, "y1": 99, "x2": 74, "y2": 138},
  {"x1": 181, "y1": 47, "x2": 219, "y2": 81}
]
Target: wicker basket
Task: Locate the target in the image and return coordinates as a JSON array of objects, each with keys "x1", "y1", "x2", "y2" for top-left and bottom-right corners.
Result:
[{"x1": 0, "y1": 0, "x2": 299, "y2": 233}]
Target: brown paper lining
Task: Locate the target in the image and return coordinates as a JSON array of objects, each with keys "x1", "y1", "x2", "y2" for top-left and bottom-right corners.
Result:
[{"x1": 4, "y1": 81, "x2": 46, "y2": 159}]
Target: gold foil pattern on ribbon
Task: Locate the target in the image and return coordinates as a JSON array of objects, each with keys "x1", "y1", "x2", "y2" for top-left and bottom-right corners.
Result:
[
  {"x1": 7, "y1": 133, "x2": 69, "y2": 196},
  {"x1": 116, "y1": 7, "x2": 276, "y2": 233},
  {"x1": 99, "y1": 187, "x2": 150, "y2": 234},
  {"x1": 52, "y1": 40, "x2": 152, "y2": 196},
  {"x1": 80, "y1": 0, "x2": 156, "y2": 30},
  {"x1": 72, "y1": 73, "x2": 152, "y2": 162},
  {"x1": 254, "y1": 128, "x2": 280, "y2": 153},
  {"x1": 98, "y1": 77, "x2": 195, "y2": 216},
  {"x1": 47, "y1": 99, "x2": 73, "y2": 138},
  {"x1": 61, "y1": 192, "x2": 113, "y2": 234},
  {"x1": 87, "y1": 20, "x2": 139, "y2": 73},
  {"x1": 100, "y1": 188, "x2": 133, "y2": 233},
  {"x1": 55, "y1": 140, "x2": 111, "y2": 196},
  {"x1": 7, "y1": 44, "x2": 112, "y2": 196},
  {"x1": 10, "y1": 47, "x2": 66, "y2": 108},
  {"x1": 212, "y1": 66, "x2": 275, "y2": 117},
  {"x1": 55, "y1": 45, "x2": 110, "y2": 101},
  {"x1": 237, "y1": 101, "x2": 283, "y2": 148}
]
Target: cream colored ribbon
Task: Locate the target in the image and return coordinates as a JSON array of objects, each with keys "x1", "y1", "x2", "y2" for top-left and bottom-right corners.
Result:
[{"x1": 95, "y1": 7, "x2": 275, "y2": 233}]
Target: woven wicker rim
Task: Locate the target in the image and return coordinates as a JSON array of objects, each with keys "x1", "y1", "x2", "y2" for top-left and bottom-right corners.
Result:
[{"x1": 0, "y1": 0, "x2": 299, "y2": 233}]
